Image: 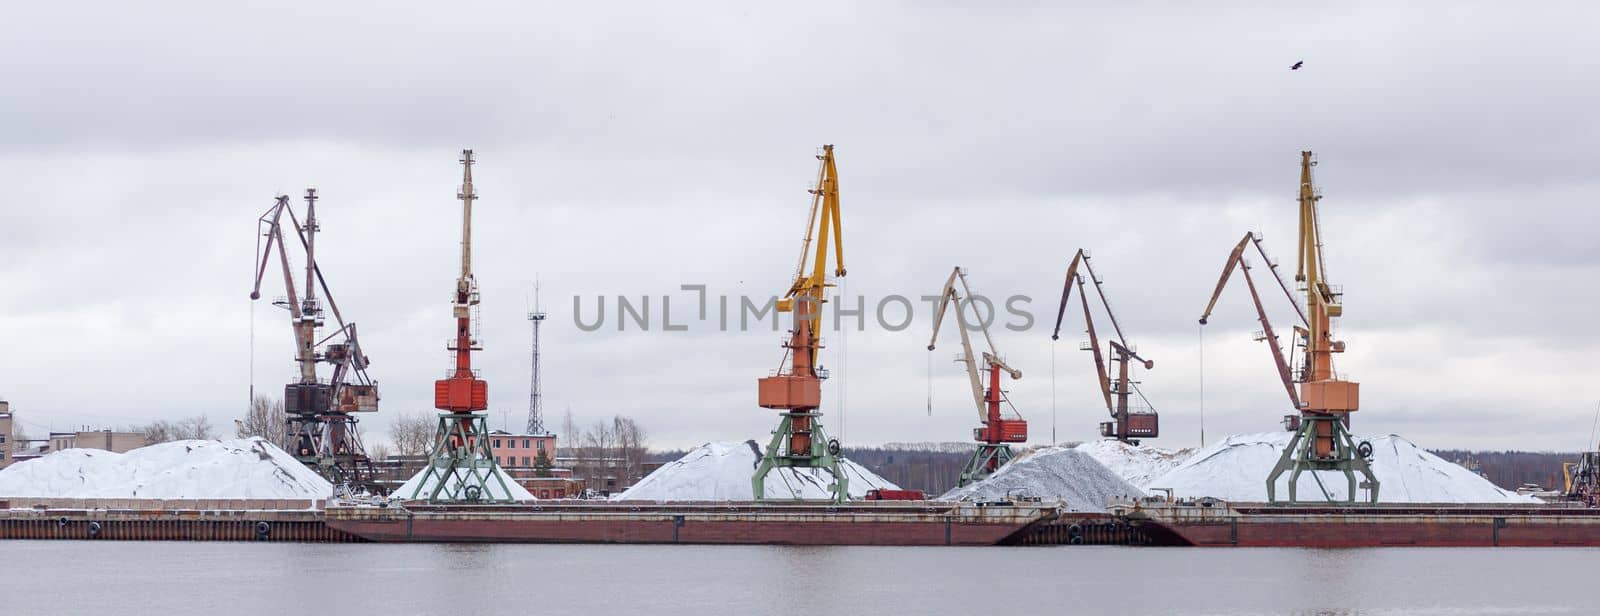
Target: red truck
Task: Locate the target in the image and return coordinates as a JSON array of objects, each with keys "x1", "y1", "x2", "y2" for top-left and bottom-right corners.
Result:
[{"x1": 865, "y1": 489, "x2": 927, "y2": 501}]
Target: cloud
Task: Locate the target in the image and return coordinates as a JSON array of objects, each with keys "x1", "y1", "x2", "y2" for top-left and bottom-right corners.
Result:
[{"x1": 2, "y1": 3, "x2": 1597, "y2": 452}]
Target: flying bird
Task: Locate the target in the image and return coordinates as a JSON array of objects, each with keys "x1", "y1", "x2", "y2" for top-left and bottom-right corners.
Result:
[{"x1": 1291, "y1": 61, "x2": 1304, "y2": 70}]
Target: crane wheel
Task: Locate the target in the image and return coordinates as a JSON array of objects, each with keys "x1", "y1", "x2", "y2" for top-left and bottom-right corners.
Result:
[
  {"x1": 1357, "y1": 441, "x2": 1374, "y2": 461},
  {"x1": 827, "y1": 439, "x2": 842, "y2": 456}
]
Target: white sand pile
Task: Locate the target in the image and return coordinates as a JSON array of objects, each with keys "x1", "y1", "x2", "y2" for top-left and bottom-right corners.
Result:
[
  {"x1": 939, "y1": 447, "x2": 1145, "y2": 512},
  {"x1": 615, "y1": 440, "x2": 898, "y2": 501},
  {"x1": 1148, "y1": 432, "x2": 1538, "y2": 503},
  {"x1": 395, "y1": 465, "x2": 535, "y2": 502},
  {"x1": 1074, "y1": 440, "x2": 1194, "y2": 488},
  {"x1": 0, "y1": 437, "x2": 332, "y2": 500}
]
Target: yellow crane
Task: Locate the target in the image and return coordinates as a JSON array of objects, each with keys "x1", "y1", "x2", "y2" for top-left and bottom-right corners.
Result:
[
  {"x1": 1199, "y1": 151, "x2": 1378, "y2": 504},
  {"x1": 753, "y1": 145, "x2": 848, "y2": 502}
]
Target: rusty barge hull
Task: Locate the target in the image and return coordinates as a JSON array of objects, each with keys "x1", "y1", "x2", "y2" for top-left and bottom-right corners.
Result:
[
  {"x1": 326, "y1": 501, "x2": 1059, "y2": 546},
  {"x1": 1131, "y1": 503, "x2": 1600, "y2": 548}
]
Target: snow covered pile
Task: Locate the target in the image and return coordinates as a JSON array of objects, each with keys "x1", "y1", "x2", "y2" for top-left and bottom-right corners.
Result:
[
  {"x1": 615, "y1": 441, "x2": 898, "y2": 501},
  {"x1": 0, "y1": 437, "x2": 333, "y2": 500},
  {"x1": 939, "y1": 447, "x2": 1144, "y2": 512},
  {"x1": 1147, "y1": 432, "x2": 1538, "y2": 504},
  {"x1": 394, "y1": 465, "x2": 535, "y2": 502},
  {"x1": 1073, "y1": 440, "x2": 1194, "y2": 488}
]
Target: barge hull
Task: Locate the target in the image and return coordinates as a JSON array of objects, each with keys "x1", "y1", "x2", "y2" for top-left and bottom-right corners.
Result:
[
  {"x1": 327, "y1": 502, "x2": 1056, "y2": 546},
  {"x1": 1129, "y1": 503, "x2": 1600, "y2": 548}
]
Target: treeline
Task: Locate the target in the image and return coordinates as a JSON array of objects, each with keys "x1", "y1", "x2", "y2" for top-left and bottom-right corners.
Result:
[{"x1": 1429, "y1": 450, "x2": 1580, "y2": 491}]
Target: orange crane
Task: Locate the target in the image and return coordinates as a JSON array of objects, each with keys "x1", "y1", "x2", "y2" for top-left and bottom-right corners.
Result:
[
  {"x1": 406, "y1": 149, "x2": 516, "y2": 503},
  {"x1": 753, "y1": 145, "x2": 848, "y2": 502},
  {"x1": 1051, "y1": 250, "x2": 1159, "y2": 444},
  {"x1": 250, "y1": 189, "x2": 380, "y2": 490},
  {"x1": 1198, "y1": 151, "x2": 1378, "y2": 504},
  {"x1": 927, "y1": 267, "x2": 1027, "y2": 486}
]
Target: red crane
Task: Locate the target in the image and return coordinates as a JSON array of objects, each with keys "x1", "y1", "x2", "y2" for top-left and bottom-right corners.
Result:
[
  {"x1": 405, "y1": 150, "x2": 517, "y2": 503},
  {"x1": 928, "y1": 266, "x2": 1027, "y2": 486},
  {"x1": 1051, "y1": 250, "x2": 1158, "y2": 444}
]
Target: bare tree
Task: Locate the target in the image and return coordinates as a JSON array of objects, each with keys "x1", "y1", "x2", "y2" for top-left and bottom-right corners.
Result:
[
  {"x1": 389, "y1": 411, "x2": 435, "y2": 457},
  {"x1": 614, "y1": 416, "x2": 648, "y2": 484},
  {"x1": 558, "y1": 407, "x2": 577, "y2": 457},
  {"x1": 140, "y1": 414, "x2": 218, "y2": 444},
  {"x1": 367, "y1": 441, "x2": 392, "y2": 461},
  {"x1": 11, "y1": 424, "x2": 28, "y2": 454},
  {"x1": 236, "y1": 394, "x2": 290, "y2": 449}
]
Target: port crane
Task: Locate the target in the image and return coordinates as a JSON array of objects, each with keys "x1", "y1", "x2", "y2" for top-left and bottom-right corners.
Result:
[
  {"x1": 927, "y1": 267, "x2": 1027, "y2": 486},
  {"x1": 250, "y1": 189, "x2": 380, "y2": 491},
  {"x1": 753, "y1": 144, "x2": 848, "y2": 502},
  {"x1": 1050, "y1": 250, "x2": 1159, "y2": 444},
  {"x1": 1198, "y1": 151, "x2": 1378, "y2": 504},
  {"x1": 407, "y1": 149, "x2": 517, "y2": 503}
]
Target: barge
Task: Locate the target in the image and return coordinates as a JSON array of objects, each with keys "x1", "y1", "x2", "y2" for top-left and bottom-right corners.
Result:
[
  {"x1": 325, "y1": 500, "x2": 1075, "y2": 546},
  {"x1": 1116, "y1": 498, "x2": 1600, "y2": 547}
]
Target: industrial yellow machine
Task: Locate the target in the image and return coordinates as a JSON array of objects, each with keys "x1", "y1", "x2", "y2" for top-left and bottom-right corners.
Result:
[
  {"x1": 1200, "y1": 151, "x2": 1379, "y2": 504},
  {"x1": 753, "y1": 145, "x2": 848, "y2": 502}
]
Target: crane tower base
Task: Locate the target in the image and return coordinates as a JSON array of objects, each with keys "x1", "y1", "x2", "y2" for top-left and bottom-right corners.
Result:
[
  {"x1": 959, "y1": 444, "x2": 1015, "y2": 487},
  {"x1": 1266, "y1": 414, "x2": 1380, "y2": 504},
  {"x1": 407, "y1": 412, "x2": 519, "y2": 503},
  {"x1": 753, "y1": 411, "x2": 847, "y2": 503}
]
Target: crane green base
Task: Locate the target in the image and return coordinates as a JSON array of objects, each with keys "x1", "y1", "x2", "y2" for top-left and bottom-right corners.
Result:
[
  {"x1": 959, "y1": 444, "x2": 1014, "y2": 487},
  {"x1": 408, "y1": 412, "x2": 518, "y2": 504},
  {"x1": 753, "y1": 411, "x2": 847, "y2": 503},
  {"x1": 1267, "y1": 415, "x2": 1380, "y2": 504}
]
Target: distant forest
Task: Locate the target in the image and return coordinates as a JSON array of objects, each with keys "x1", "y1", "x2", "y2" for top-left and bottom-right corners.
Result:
[{"x1": 650, "y1": 445, "x2": 1584, "y2": 496}]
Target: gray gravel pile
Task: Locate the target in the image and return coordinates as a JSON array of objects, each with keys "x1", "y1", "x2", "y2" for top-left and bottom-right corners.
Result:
[{"x1": 939, "y1": 447, "x2": 1144, "y2": 512}]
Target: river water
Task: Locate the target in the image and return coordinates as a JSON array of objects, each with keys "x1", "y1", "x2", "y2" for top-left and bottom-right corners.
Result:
[{"x1": 4, "y1": 541, "x2": 1592, "y2": 615}]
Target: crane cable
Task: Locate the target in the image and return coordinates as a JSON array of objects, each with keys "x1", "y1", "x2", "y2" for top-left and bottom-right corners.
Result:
[
  {"x1": 1198, "y1": 322, "x2": 1206, "y2": 448},
  {"x1": 838, "y1": 275, "x2": 847, "y2": 442},
  {"x1": 1051, "y1": 339, "x2": 1058, "y2": 446}
]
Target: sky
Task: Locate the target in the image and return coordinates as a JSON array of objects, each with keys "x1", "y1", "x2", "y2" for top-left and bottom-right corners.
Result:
[{"x1": 2, "y1": 2, "x2": 1598, "y2": 452}]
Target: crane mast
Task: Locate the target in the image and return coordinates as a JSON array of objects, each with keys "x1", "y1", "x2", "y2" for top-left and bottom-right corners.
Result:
[
  {"x1": 1197, "y1": 151, "x2": 1378, "y2": 504},
  {"x1": 928, "y1": 267, "x2": 1027, "y2": 486},
  {"x1": 407, "y1": 149, "x2": 517, "y2": 503},
  {"x1": 1050, "y1": 250, "x2": 1159, "y2": 444},
  {"x1": 249, "y1": 189, "x2": 380, "y2": 491},
  {"x1": 752, "y1": 145, "x2": 848, "y2": 503}
]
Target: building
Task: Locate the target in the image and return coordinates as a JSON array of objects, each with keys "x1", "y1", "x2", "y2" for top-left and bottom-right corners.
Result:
[
  {"x1": 47, "y1": 429, "x2": 146, "y2": 454},
  {"x1": 0, "y1": 401, "x2": 12, "y2": 469},
  {"x1": 487, "y1": 430, "x2": 557, "y2": 469}
]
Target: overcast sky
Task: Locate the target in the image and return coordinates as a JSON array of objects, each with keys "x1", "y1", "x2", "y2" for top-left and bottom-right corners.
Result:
[{"x1": 2, "y1": 2, "x2": 1597, "y2": 452}]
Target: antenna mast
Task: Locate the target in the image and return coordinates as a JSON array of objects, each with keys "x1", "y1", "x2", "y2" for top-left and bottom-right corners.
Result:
[{"x1": 527, "y1": 283, "x2": 548, "y2": 435}]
